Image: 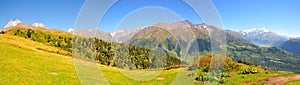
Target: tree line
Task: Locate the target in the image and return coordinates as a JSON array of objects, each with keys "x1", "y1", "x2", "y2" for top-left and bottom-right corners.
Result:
[{"x1": 6, "y1": 28, "x2": 181, "y2": 69}]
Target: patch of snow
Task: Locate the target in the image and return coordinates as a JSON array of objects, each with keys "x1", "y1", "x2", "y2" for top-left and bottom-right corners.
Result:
[
  {"x1": 110, "y1": 30, "x2": 125, "y2": 37},
  {"x1": 242, "y1": 27, "x2": 271, "y2": 35},
  {"x1": 242, "y1": 28, "x2": 257, "y2": 34},
  {"x1": 260, "y1": 27, "x2": 270, "y2": 33}
]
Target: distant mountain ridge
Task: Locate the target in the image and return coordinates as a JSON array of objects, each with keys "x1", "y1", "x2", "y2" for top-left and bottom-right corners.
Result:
[
  {"x1": 280, "y1": 38, "x2": 300, "y2": 55},
  {"x1": 3, "y1": 19, "x2": 48, "y2": 31},
  {"x1": 68, "y1": 22, "x2": 292, "y2": 48},
  {"x1": 97, "y1": 21, "x2": 300, "y2": 73},
  {"x1": 240, "y1": 27, "x2": 289, "y2": 47}
]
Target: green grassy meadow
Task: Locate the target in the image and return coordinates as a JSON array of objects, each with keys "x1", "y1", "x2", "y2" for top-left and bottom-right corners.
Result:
[
  {"x1": 285, "y1": 80, "x2": 300, "y2": 85},
  {"x1": 0, "y1": 34, "x2": 80, "y2": 84}
]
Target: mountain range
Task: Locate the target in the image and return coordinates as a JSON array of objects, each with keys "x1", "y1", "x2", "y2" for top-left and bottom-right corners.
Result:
[
  {"x1": 67, "y1": 22, "x2": 293, "y2": 47},
  {"x1": 3, "y1": 19, "x2": 299, "y2": 56},
  {"x1": 280, "y1": 38, "x2": 300, "y2": 55},
  {"x1": 240, "y1": 27, "x2": 289, "y2": 47},
  {"x1": 66, "y1": 21, "x2": 298, "y2": 56},
  {"x1": 66, "y1": 20, "x2": 300, "y2": 73},
  {"x1": 238, "y1": 27, "x2": 300, "y2": 55},
  {"x1": 2, "y1": 19, "x2": 300, "y2": 73},
  {"x1": 2, "y1": 19, "x2": 48, "y2": 31}
]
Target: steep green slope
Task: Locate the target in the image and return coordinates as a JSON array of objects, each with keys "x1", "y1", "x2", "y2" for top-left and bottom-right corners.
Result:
[
  {"x1": 130, "y1": 23, "x2": 300, "y2": 73},
  {"x1": 130, "y1": 26, "x2": 181, "y2": 58},
  {"x1": 0, "y1": 34, "x2": 80, "y2": 84},
  {"x1": 5, "y1": 27, "x2": 73, "y2": 54},
  {"x1": 280, "y1": 38, "x2": 300, "y2": 55},
  {"x1": 227, "y1": 43, "x2": 300, "y2": 73}
]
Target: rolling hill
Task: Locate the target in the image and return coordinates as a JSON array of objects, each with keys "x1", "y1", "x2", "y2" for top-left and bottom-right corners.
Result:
[{"x1": 0, "y1": 34, "x2": 79, "y2": 84}]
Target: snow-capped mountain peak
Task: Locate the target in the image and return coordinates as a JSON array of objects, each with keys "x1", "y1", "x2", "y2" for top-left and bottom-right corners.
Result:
[
  {"x1": 242, "y1": 28, "x2": 257, "y2": 35},
  {"x1": 240, "y1": 27, "x2": 288, "y2": 46},
  {"x1": 261, "y1": 27, "x2": 270, "y2": 32},
  {"x1": 110, "y1": 29, "x2": 127, "y2": 37},
  {"x1": 3, "y1": 19, "x2": 48, "y2": 30},
  {"x1": 4, "y1": 19, "x2": 22, "y2": 28},
  {"x1": 241, "y1": 27, "x2": 271, "y2": 35}
]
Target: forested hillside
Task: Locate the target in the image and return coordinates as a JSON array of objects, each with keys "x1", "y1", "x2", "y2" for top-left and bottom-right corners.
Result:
[{"x1": 280, "y1": 38, "x2": 300, "y2": 55}]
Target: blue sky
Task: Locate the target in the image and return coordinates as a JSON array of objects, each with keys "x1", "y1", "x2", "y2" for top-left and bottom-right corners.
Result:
[
  {"x1": 0, "y1": 0, "x2": 299, "y2": 37},
  {"x1": 0, "y1": 0, "x2": 84, "y2": 30}
]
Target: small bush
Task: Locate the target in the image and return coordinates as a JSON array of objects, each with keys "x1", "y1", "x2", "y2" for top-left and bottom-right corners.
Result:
[
  {"x1": 0, "y1": 31, "x2": 4, "y2": 34},
  {"x1": 219, "y1": 79, "x2": 226, "y2": 84},
  {"x1": 221, "y1": 72, "x2": 230, "y2": 77},
  {"x1": 239, "y1": 66, "x2": 259, "y2": 74},
  {"x1": 195, "y1": 72, "x2": 217, "y2": 82}
]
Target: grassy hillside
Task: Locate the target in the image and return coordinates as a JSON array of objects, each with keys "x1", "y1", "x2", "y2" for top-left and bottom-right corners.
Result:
[
  {"x1": 285, "y1": 80, "x2": 300, "y2": 85},
  {"x1": 0, "y1": 33, "x2": 181, "y2": 84},
  {"x1": 0, "y1": 34, "x2": 80, "y2": 84}
]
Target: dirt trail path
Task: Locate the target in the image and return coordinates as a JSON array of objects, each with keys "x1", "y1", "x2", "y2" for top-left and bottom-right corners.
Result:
[{"x1": 258, "y1": 75, "x2": 300, "y2": 85}]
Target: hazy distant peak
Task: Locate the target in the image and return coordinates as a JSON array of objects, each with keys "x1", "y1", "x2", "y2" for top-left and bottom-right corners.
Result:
[
  {"x1": 243, "y1": 28, "x2": 256, "y2": 33},
  {"x1": 241, "y1": 27, "x2": 271, "y2": 35},
  {"x1": 178, "y1": 20, "x2": 193, "y2": 25},
  {"x1": 261, "y1": 27, "x2": 270, "y2": 32},
  {"x1": 196, "y1": 23, "x2": 208, "y2": 28},
  {"x1": 3, "y1": 19, "x2": 48, "y2": 31},
  {"x1": 4, "y1": 19, "x2": 22, "y2": 28},
  {"x1": 110, "y1": 29, "x2": 128, "y2": 37},
  {"x1": 240, "y1": 27, "x2": 288, "y2": 46}
]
